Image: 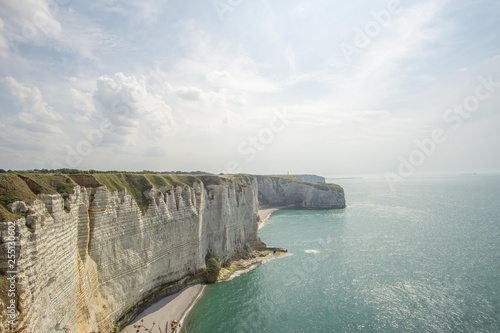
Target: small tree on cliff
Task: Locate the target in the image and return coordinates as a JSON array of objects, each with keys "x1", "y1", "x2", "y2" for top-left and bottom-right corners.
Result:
[{"x1": 205, "y1": 257, "x2": 222, "y2": 283}]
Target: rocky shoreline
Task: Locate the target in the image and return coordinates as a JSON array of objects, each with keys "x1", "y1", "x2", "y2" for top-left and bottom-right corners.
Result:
[
  {"x1": 217, "y1": 247, "x2": 289, "y2": 282},
  {"x1": 0, "y1": 173, "x2": 344, "y2": 332},
  {"x1": 121, "y1": 246, "x2": 288, "y2": 332}
]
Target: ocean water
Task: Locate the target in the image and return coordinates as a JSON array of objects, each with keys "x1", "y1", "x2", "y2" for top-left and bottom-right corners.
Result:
[{"x1": 186, "y1": 175, "x2": 500, "y2": 332}]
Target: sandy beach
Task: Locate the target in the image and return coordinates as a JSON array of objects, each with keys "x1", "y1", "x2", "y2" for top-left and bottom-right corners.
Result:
[
  {"x1": 122, "y1": 284, "x2": 205, "y2": 333},
  {"x1": 258, "y1": 207, "x2": 280, "y2": 229},
  {"x1": 122, "y1": 208, "x2": 282, "y2": 333}
]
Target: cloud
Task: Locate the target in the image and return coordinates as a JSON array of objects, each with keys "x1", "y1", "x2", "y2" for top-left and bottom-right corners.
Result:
[
  {"x1": 205, "y1": 70, "x2": 232, "y2": 86},
  {"x1": 89, "y1": 72, "x2": 176, "y2": 144},
  {"x1": 304, "y1": 1, "x2": 451, "y2": 118},
  {"x1": 0, "y1": 0, "x2": 62, "y2": 55},
  {"x1": 171, "y1": 22, "x2": 279, "y2": 95},
  {"x1": 94, "y1": 72, "x2": 148, "y2": 127},
  {"x1": 0, "y1": 0, "x2": 62, "y2": 38},
  {"x1": 89, "y1": 0, "x2": 162, "y2": 23},
  {"x1": 4, "y1": 77, "x2": 62, "y2": 128},
  {"x1": 0, "y1": 18, "x2": 8, "y2": 58},
  {"x1": 54, "y1": 9, "x2": 124, "y2": 59},
  {"x1": 70, "y1": 87, "x2": 96, "y2": 121},
  {"x1": 0, "y1": 0, "x2": 121, "y2": 60},
  {"x1": 175, "y1": 86, "x2": 205, "y2": 102},
  {"x1": 0, "y1": 77, "x2": 66, "y2": 165},
  {"x1": 0, "y1": 0, "x2": 498, "y2": 174}
]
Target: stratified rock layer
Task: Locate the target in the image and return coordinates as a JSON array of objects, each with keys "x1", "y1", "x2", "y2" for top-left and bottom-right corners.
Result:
[
  {"x1": 256, "y1": 176, "x2": 345, "y2": 209},
  {"x1": 0, "y1": 174, "x2": 344, "y2": 332}
]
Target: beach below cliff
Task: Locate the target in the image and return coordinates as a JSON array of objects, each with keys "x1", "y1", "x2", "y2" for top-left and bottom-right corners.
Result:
[
  {"x1": 120, "y1": 249, "x2": 288, "y2": 333},
  {"x1": 122, "y1": 285, "x2": 205, "y2": 333},
  {"x1": 121, "y1": 209, "x2": 286, "y2": 332},
  {"x1": 258, "y1": 207, "x2": 280, "y2": 229}
]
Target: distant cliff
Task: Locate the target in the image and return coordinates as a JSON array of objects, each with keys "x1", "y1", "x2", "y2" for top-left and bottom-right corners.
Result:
[
  {"x1": 0, "y1": 173, "x2": 344, "y2": 332},
  {"x1": 294, "y1": 174, "x2": 326, "y2": 183},
  {"x1": 256, "y1": 175, "x2": 345, "y2": 209}
]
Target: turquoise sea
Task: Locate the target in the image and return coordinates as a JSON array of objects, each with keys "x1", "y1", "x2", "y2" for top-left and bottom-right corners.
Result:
[{"x1": 186, "y1": 175, "x2": 500, "y2": 332}]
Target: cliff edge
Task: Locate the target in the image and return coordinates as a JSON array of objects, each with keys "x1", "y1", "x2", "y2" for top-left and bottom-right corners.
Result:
[
  {"x1": 0, "y1": 173, "x2": 344, "y2": 332},
  {"x1": 256, "y1": 175, "x2": 345, "y2": 209}
]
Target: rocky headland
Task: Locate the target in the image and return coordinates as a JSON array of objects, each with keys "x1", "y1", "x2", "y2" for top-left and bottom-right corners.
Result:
[{"x1": 0, "y1": 173, "x2": 345, "y2": 332}]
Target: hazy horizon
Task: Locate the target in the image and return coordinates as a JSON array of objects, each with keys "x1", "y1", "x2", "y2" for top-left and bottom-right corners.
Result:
[{"x1": 1, "y1": 1, "x2": 499, "y2": 177}]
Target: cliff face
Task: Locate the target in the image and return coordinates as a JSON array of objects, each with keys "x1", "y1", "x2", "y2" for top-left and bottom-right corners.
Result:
[
  {"x1": 0, "y1": 174, "x2": 344, "y2": 332},
  {"x1": 256, "y1": 176, "x2": 345, "y2": 209},
  {"x1": 294, "y1": 174, "x2": 326, "y2": 183},
  {"x1": 0, "y1": 176, "x2": 259, "y2": 333}
]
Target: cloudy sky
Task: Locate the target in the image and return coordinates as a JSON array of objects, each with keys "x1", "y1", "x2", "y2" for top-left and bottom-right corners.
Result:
[{"x1": 0, "y1": 0, "x2": 499, "y2": 177}]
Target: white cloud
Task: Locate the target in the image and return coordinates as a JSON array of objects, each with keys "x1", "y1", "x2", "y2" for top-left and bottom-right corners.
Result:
[
  {"x1": 90, "y1": 72, "x2": 176, "y2": 144},
  {"x1": 205, "y1": 70, "x2": 232, "y2": 86},
  {"x1": 70, "y1": 87, "x2": 96, "y2": 121},
  {"x1": 89, "y1": 0, "x2": 161, "y2": 23},
  {"x1": 54, "y1": 9, "x2": 124, "y2": 59},
  {"x1": 0, "y1": 0, "x2": 62, "y2": 39},
  {"x1": 171, "y1": 23, "x2": 279, "y2": 95},
  {"x1": 0, "y1": 18, "x2": 9, "y2": 58},
  {"x1": 4, "y1": 77, "x2": 62, "y2": 127},
  {"x1": 0, "y1": 77, "x2": 65, "y2": 164},
  {"x1": 94, "y1": 73, "x2": 148, "y2": 125},
  {"x1": 0, "y1": 0, "x2": 498, "y2": 173},
  {"x1": 206, "y1": 89, "x2": 247, "y2": 108},
  {"x1": 0, "y1": 0, "x2": 121, "y2": 60},
  {"x1": 307, "y1": 1, "x2": 451, "y2": 119},
  {"x1": 175, "y1": 86, "x2": 205, "y2": 102},
  {"x1": 0, "y1": 0, "x2": 62, "y2": 56},
  {"x1": 133, "y1": 1, "x2": 161, "y2": 22}
]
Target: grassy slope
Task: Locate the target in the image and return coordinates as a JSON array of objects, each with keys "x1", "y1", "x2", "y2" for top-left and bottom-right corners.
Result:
[
  {"x1": 258, "y1": 175, "x2": 344, "y2": 192},
  {"x1": 0, "y1": 173, "x2": 208, "y2": 221},
  {"x1": 0, "y1": 173, "x2": 343, "y2": 222},
  {"x1": 0, "y1": 173, "x2": 80, "y2": 221},
  {"x1": 0, "y1": 174, "x2": 39, "y2": 221}
]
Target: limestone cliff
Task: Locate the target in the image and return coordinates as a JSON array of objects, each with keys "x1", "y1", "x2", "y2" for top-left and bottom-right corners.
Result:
[
  {"x1": 256, "y1": 175, "x2": 345, "y2": 209},
  {"x1": 294, "y1": 174, "x2": 326, "y2": 183},
  {"x1": 0, "y1": 173, "x2": 344, "y2": 332}
]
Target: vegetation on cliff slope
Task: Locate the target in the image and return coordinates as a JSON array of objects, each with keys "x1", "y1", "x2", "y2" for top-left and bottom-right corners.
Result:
[
  {"x1": 0, "y1": 172, "x2": 258, "y2": 221},
  {"x1": 0, "y1": 172, "x2": 343, "y2": 221},
  {"x1": 0, "y1": 173, "x2": 75, "y2": 221},
  {"x1": 204, "y1": 257, "x2": 222, "y2": 283},
  {"x1": 256, "y1": 175, "x2": 344, "y2": 192}
]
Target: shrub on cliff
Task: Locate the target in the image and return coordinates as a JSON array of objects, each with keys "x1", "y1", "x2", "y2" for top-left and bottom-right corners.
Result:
[{"x1": 205, "y1": 257, "x2": 222, "y2": 283}]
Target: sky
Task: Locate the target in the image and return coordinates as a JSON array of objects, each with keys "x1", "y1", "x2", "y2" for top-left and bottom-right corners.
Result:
[{"x1": 0, "y1": 0, "x2": 499, "y2": 177}]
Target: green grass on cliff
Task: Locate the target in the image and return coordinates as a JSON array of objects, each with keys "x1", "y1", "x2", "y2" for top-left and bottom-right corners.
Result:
[
  {"x1": 0, "y1": 173, "x2": 78, "y2": 221},
  {"x1": 258, "y1": 175, "x2": 344, "y2": 192},
  {"x1": 0, "y1": 172, "x2": 342, "y2": 221},
  {"x1": 0, "y1": 173, "x2": 221, "y2": 220},
  {"x1": 0, "y1": 174, "x2": 37, "y2": 221},
  {"x1": 92, "y1": 173, "x2": 212, "y2": 211},
  {"x1": 21, "y1": 173, "x2": 77, "y2": 194},
  {"x1": 311, "y1": 182, "x2": 344, "y2": 192}
]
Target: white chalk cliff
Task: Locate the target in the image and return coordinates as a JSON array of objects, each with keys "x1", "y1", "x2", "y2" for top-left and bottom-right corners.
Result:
[
  {"x1": 0, "y1": 174, "x2": 344, "y2": 332},
  {"x1": 256, "y1": 176, "x2": 345, "y2": 209}
]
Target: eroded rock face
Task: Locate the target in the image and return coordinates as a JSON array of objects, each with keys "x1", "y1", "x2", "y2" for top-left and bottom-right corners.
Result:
[
  {"x1": 256, "y1": 176, "x2": 345, "y2": 209},
  {"x1": 0, "y1": 179, "x2": 259, "y2": 333},
  {"x1": 0, "y1": 175, "x2": 344, "y2": 332}
]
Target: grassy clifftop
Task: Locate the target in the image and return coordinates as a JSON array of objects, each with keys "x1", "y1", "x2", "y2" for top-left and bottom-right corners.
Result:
[
  {"x1": 0, "y1": 172, "x2": 342, "y2": 221},
  {"x1": 0, "y1": 173, "x2": 219, "y2": 221},
  {"x1": 255, "y1": 175, "x2": 344, "y2": 192}
]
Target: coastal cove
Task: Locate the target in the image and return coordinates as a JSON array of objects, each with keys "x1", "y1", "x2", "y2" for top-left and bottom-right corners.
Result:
[
  {"x1": 122, "y1": 207, "x2": 288, "y2": 333},
  {"x1": 3, "y1": 1, "x2": 499, "y2": 331},
  {"x1": 0, "y1": 173, "x2": 344, "y2": 332},
  {"x1": 185, "y1": 175, "x2": 500, "y2": 333}
]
